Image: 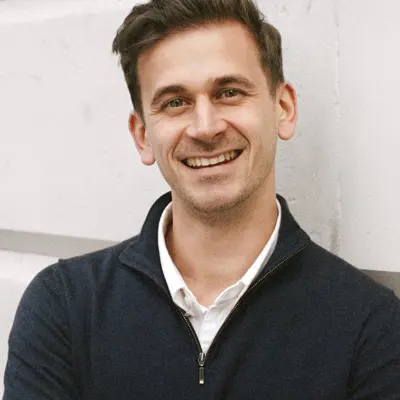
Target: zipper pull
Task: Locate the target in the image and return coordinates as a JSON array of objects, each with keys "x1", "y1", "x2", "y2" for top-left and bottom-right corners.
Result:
[{"x1": 198, "y1": 352, "x2": 205, "y2": 385}]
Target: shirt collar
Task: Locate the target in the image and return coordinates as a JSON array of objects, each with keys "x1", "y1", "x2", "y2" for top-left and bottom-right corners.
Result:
[
  {"x1": 240, "y1": 199, "x2": 281, "y2": 287},
  {"x1": 158, "y1": 199, "x2": 282, "y2": 307},
  {"x1": 158, "y1": 202, "x2": 189, "y2": 307}
]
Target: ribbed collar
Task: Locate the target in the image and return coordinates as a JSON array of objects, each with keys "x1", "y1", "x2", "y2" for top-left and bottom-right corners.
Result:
[{"x1": 119, "y1": 192, "x2": 310, "y2": 295}]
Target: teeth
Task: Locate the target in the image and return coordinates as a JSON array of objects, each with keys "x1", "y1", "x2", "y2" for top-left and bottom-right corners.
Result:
[
  {"x1": 210, "y1": 157, "x2": 219, "y2": 165},
  {"x1": 201, "y1": 158, "x2": 210, "y2": 166},
  {"x1": 185, "y1": 150, "x2": 240, "y2": 168}
]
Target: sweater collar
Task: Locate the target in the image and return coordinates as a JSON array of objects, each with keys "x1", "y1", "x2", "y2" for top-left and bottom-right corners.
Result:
[{"x1": 119, "y1": 192, "x2": 310, "y2": 294}]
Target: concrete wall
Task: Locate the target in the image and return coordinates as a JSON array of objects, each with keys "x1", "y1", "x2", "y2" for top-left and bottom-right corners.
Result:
[
  {"x1": 336, "y1": 0, "x2": 400, "y2": 273},
  {"x1": 1, "y1": 0, "x2": 400, "y2": 395}
]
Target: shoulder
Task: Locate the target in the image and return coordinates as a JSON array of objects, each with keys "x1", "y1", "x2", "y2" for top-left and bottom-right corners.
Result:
[
  {"x1": 296, "y1": 241, "x2": 399, "y2": 312},
  {"x1": 50, "y1": 235, "x2": 139, "y2": 282},
  {"x1": 21, "y1": 235, "x2": 139, "y2": 310}
]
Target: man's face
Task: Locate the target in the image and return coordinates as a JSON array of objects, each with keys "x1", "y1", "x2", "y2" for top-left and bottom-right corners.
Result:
[{"x1": 131, "y1": 21, "x2": 295, "y2": 214}]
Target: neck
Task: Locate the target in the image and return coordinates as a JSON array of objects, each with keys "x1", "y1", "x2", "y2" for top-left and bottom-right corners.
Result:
[{"x1": 165, "y1": 179, "x2": 278, "y2": 305}]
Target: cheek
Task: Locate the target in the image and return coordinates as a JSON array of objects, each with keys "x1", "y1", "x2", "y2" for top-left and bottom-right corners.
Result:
[
  {"x1": 243, "y1": 114, "x2": 278, "y2": 162},
  {"x1": 150, "y1": 127, "x2": 182, "y2": 164},
  {"x1": 231, "y1": 103, "x2": 271, "y2": 133}
]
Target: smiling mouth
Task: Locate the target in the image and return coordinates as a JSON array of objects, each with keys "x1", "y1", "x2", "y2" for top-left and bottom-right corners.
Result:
[{"x1": 183, "y1": 150, "x2": 242, "y2": 169}]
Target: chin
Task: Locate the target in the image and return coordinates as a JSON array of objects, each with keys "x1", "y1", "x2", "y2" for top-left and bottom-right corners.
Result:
[{"x1": 184, "y1": 186, "x2": 249, "y2": 215}]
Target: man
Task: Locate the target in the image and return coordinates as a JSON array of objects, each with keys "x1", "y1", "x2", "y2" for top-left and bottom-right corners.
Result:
[{"x1": 3, "y1": 0, "x2": 400, "y2": 398}]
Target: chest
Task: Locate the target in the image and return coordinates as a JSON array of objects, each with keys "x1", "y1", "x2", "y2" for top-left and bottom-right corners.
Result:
[{"x1": 75, "y1": 283, "x2": 353, "y2": 400}]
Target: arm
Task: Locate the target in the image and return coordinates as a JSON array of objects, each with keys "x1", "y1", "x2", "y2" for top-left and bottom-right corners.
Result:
[
  {"x1": 348, "y1": 291, "x2": 400, "y2": 400},
  {"x1": 3, "y1": 264, "x2": 80, "y2": 399}
]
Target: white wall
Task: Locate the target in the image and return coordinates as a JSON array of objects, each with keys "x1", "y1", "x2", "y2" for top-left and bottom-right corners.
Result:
[
  {"x1": 1, "y1": 0, "x2": 400, "y2": 394},
  {"x1": 0, "y1": 0, "x2": 169, "y2": 243},
  {"x1": 336, "y1": 0, "x2": 400, "y2": 272}
]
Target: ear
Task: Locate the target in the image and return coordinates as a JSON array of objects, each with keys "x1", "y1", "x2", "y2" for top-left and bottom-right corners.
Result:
[
  {"x1": 276, "y1": 82, "x2": 298, "y2": 141},
  {"x1": 129, "y1": 112, "x2": 156, "y2": 166}
]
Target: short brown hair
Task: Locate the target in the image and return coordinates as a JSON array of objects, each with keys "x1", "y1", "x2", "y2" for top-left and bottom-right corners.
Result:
[{"x1": 112, "y1": 0, "x2": 284, "y2": 119}]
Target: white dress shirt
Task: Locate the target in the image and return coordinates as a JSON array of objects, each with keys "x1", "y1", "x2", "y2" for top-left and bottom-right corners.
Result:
[{"x1": 158, "y1": 199, "x2": 281, "y2": 354}]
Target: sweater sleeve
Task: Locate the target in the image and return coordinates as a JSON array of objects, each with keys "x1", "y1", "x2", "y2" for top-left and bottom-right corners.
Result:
[
  {"x1": 348, "y1": 291, "x2": 400, "y2": 400},
  {"x1": 2, "y1": 264, "x2": 80, "y2": 400}
]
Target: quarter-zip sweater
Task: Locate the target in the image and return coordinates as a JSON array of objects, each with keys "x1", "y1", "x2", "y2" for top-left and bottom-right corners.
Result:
[{"x1": 4, "y1": 193, "x2": 400, "y2": 400}]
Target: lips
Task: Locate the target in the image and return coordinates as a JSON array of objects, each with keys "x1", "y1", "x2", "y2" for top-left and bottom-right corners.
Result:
[{"x1": 183, "y1": 150, "x2": 242, "y2": 169}]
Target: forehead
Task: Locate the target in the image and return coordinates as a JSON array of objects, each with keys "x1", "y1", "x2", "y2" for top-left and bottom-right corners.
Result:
[{"x1": 137, "y1": 21, "x2": 266, "y2": 98}]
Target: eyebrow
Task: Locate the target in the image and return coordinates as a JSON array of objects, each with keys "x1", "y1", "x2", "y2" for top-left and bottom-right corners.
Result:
[
  {"x1": 150, "y1": 74, "x2": 257, "y2": 107},
  {"x1": 213, "y1": 75, "x2": 257, "y2": 91}
]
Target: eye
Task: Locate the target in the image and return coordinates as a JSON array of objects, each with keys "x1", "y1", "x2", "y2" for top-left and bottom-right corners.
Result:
[
  {"x1": 219, "y1": 89, "x2": 242, "y2": 99},
  {"x1": 162, "y1": 98, "x2": 186, "y2": 109}
]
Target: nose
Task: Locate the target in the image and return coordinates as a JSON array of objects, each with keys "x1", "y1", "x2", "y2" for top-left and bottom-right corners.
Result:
[{"x1": 185, "y1": 97, "x2": 227, "y2": 141}]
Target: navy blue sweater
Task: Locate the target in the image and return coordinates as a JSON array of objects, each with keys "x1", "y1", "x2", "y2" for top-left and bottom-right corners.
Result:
[{"x1": 3, "y1": 193, "x2": 400, "y2": 399}]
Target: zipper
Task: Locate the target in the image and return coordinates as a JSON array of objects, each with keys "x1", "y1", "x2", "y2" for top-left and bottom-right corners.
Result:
[
  {"x1": 198, "y1": 352, "x2": 206, "y2": 384},
  {"x1": 174, "y1": 243, "x2": 308, "y2": 385},
  {"x1": 174, "y1": 301, "x2": 205, "y2": 383}
]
